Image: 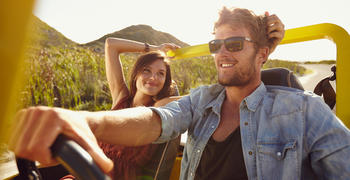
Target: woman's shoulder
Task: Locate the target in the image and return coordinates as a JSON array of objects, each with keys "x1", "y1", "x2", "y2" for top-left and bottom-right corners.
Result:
[{"x1": 154, "y1": 96, "x2": 183, "y2": 107}]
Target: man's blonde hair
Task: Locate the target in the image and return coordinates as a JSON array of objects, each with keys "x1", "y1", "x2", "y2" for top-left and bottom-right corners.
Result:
[{"x1": 214, "y1": 7, "x2": 273, "y2": 50}]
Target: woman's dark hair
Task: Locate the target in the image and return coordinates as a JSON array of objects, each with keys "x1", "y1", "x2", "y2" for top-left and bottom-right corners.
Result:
[{"x1": 129, "y1": 52, "x2": 173, "y2": 101}]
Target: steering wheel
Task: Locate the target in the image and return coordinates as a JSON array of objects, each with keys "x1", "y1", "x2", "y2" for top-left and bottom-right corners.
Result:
[{"x1": 15, "y1": 135, "x2": 111, "y2": 180}]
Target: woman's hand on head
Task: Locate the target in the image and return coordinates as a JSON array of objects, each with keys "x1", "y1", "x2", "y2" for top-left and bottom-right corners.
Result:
[
  {"x1": 8, "y1": 106, "x2": 113, "y2": 173},
  {"x1": 265, "y1": 11, "x2": 285, "y2": 54},
  {"x1": 157, "y1": 43, "x2": 180, "y2": 56}
]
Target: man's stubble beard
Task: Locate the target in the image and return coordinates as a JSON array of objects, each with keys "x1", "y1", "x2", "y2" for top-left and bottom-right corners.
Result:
[{"x1": 218, "y1": 53, "x2": 257, "y2": 87}]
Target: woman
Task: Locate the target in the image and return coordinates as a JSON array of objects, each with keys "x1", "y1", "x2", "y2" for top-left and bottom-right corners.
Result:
[{"x1": 100, "y1": 37, "x2": 181, "y2": 180}]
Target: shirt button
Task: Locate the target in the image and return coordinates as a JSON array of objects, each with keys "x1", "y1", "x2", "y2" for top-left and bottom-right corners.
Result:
[
  {"x1": 211, "y1": 125, "x2": 215, "y2": 129},
  {"x1": 248, "y1": 151, "x2": 253, "y2": 155},
  {"x1": 190, "y1": 172, "x2": 193, "y2": 176},
  {"x1": 197, "y1": 149, "x2": 200, "y2": 153},
  {"x1": 244, "y1": 122, "x2": 248, "y2": 126},
  {"x1": 277, "y1": 152, "x2": 282, "y2": 157}
]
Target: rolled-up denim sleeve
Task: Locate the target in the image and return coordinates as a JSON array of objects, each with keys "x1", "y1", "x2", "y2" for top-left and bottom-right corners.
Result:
[
  {"x1": 150, "y1": 95, "x2": 193, "y2": 143},
  {"x1": 305, "y1": 94, "x2": 350, "y2": 178}
]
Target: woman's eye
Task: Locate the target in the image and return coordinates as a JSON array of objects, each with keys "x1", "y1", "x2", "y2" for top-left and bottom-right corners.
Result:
[
  {"x1": 143, "y1": 69, "x2": 151, "y2": 73},
  {"x1": 158, "y1": 72, "x2": 165, "y2": 77}
]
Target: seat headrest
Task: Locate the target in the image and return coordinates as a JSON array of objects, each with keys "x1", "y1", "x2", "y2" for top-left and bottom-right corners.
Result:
[
  {"x1": 261, "y1": 68, "x2": 304, "y2": 90},
  {"x1": 171, "y1": 81, "x2": 180, "y2": 96}
]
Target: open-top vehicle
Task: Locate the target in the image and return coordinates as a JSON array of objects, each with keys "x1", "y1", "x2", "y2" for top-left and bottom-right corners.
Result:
[{"x1": 1, "y1": 0, "x2": 349, "y2": 179}]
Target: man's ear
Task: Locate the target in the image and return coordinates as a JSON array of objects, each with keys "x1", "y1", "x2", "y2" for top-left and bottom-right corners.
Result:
[{"x1": 257, "y1": 47, "x2": 269, "y2": 64}]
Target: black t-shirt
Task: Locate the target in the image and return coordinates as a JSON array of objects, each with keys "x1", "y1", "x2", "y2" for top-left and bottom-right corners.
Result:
[{"x1": 195, "y1": 127, "x2": 248, "y2": 180}]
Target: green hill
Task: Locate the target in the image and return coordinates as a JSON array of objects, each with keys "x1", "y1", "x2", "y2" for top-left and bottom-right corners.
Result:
[
  {"x1": 29, "y1": 17, "x2": 188, "y2": 52},
  {"x1": 82, "y1": 24, "x2": 189, "y2": 53},
  {"x1": 28, "y1": 16, "x2": 77, "y2": 48}
]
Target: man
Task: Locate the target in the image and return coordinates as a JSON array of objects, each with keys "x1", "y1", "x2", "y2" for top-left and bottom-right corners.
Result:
[{"x1": 10, "y1": 7, "x2": 350, "y2": 180}]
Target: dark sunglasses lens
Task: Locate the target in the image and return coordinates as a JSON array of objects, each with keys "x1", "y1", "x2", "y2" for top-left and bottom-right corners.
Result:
[
  {"x1": 225, "y1": 38, "x2": 243, "y2": 52},
  {"x1": 209, "y1": 40, "x2": 222, "y2": 53}
]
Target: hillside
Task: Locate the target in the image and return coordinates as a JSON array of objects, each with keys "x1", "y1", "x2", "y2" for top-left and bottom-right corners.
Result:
[
  {"x1": 28, "y1": 16, "x2": 77, "y2": 48},
  {"x1": 28, "y1": 17, "x2": 189, "y2": 53},
  {"x1": 83, "y1": 25, "x2": 189, "y2": 53}
]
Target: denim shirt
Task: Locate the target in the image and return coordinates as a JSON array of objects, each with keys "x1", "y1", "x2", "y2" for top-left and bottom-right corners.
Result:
[{"x1": 151, "y1": 83, "x2": 350, "y2": 180}]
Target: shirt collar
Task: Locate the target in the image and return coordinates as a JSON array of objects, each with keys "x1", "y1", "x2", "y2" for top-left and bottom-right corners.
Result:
[
  {"x1": 206, "y1": 85, "x2": 226, "y2": 115},
  {"x1": 204, "y1": 83, "x2": 267, "y2": 114},
  {"x1": 242, "y1": 82, "x2": 267, "y2": 112}
]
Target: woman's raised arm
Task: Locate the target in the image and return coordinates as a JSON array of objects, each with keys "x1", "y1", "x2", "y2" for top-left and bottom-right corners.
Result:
[{"x1": 105, "y1": 38, "x2": 157, "y2": 106}]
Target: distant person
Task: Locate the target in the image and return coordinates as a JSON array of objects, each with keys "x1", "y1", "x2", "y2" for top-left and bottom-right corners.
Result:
[{"x1": 11, "y1": 7, "x2": 349, "y2": 180}]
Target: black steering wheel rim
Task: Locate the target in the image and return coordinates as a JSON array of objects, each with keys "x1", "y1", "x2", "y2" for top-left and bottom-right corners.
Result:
[{"x1": 15, "y1": 135, "x2": 111, "y2": 180}]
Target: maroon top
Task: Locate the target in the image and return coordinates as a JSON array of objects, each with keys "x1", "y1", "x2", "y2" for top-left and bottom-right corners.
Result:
[{"x1": 99, "y1": 96, "x2": 159, "y2": 180}]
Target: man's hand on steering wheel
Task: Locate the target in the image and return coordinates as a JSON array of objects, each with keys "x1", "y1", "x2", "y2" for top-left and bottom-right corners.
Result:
[{"x1": 9, "y1": 106, "x2": 113, "y2": 173}]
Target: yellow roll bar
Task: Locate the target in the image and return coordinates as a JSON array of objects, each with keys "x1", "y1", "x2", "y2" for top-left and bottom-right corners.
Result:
[
  {"x1": 0, "y1": 0, "x2": 36, "y2": 144},
  {"x1": 281, "y1": 23, "x2": 350, "y2": 126},
  {"x1": 168, "y1": 23, "x2": 350, "y2": 127}
]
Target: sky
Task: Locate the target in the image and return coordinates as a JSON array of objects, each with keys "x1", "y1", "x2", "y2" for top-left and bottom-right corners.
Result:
[{"x1": 33, "y1": 0, "x2": 350, "y2": 61}]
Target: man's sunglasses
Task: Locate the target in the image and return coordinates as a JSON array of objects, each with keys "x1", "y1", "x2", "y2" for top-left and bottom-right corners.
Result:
[{"x1": 208, "y1": 36, "x2": 254, "y2": 54}]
